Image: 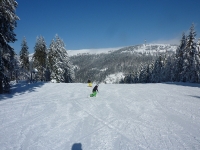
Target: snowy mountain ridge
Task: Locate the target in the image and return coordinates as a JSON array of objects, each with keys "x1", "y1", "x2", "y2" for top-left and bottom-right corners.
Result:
[
  {"x1": 67, "y1": 44, "x2": 178, "y2": 56},
  {"x1": 117, "y1": 44, "x2": 177, "y2": 54},
  {"x1": 28, "y1": 44, "x2": 178, "y2": 58}
]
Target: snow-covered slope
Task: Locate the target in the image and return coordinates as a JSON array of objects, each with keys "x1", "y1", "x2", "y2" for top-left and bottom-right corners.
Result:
[
  {"x1": 115, "y1": 44, "x2": 177, "y2": 54},
  {"x1": 67, "y1": 47, "x2": 123, "y2": 56},
  {"x1": 0, "y1": 82, "x2": 200, "y2": 149},
  {"x1": 67, "y1": 44, "x2": 178, "y2": 56}
]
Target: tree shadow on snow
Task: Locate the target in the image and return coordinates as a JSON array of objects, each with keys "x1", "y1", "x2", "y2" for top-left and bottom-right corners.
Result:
[
  {"x1": 0, "y1": 82, "x2": 45, "y2": 100},
  {"x1": 188, "y1": 95, "x2": 200, "y2": 99},
  {"x1": 163, "y1": 82, "x2": 200, "y2": 88},
  {"x1": 71, "y1": 143, "x2": 82, "y2": 150}
]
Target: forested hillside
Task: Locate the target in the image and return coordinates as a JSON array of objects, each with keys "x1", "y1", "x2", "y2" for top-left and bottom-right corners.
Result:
[
  {"x1": 70, "y1": 44, "x2": 177, "y2": 83},
  {"x1": 70, "y1": 24, "x2": 200, "y2": 84}
]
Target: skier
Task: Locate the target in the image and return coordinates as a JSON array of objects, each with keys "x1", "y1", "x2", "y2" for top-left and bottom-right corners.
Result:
[
  {"x1": 90, "y1": 84, "x2": 99, "y2": 97},
  {"x1": 88, "y1": 79, "x2": 92, "y2": 87}
]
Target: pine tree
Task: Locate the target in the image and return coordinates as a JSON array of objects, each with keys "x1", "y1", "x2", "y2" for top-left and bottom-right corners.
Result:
[
  {"x1": 32, "y1": 36, "x2": 47, "y2": 81},
  {"x1": 174, "y1": 33, "x2": 186, "y2": 81},
  {"x1": 48, "y1": 35, "x2": 75, "y2": 83},
  {"x1": 160, "y1": 54, "x2": 168, "y2": 82},
  {"x1": 190, "y1": 39, "x2": 200, "y2": 83},
  {"x1": 48, "y1": 39, "x2": 64, "y2": 82},
  {"x1": 138, "y1": 63, "x2": 148, "y2": 83},
  {"x1": 181, "y1": 24, "x2": 197, "y2": 82},
  {"x1": 151, "y1": 55, "x2": 163, "y2": 83},
  {"x1": 19, "y1": 37, "x2": 29, "y2": 71},
  {"x1": 186, "y1": 24, "x2": 196, "y2": 50},
  {"x1": 163, "y1": 56, "x2": 174, "y2": 82},
  {"x1": 147, "y1": 61, "x2": 154, "y2": 83},
  {"x1": 0, "y1": 0, "x2": 19, "y2": 93},
  {"x1": 124, "y1": 72, "x2": 134, "y2": 83},
  {"x1": 196, "y1": 38, "x2": 200, "y2": 53}
]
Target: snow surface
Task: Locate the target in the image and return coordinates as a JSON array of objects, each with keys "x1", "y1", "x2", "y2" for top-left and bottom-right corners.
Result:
[{"x1": 1, "y1": 82, "x2": 200, "y2": 150}]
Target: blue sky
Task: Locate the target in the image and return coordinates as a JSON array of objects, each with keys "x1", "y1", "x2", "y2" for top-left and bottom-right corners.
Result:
[{"x1": 11, "y1": 0, "x2": 200, "y2": 54}]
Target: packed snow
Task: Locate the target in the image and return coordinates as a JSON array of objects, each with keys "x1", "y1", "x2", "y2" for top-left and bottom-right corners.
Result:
[{"x1": 0, "y1": 82, "x2": 200, "y2": 150}]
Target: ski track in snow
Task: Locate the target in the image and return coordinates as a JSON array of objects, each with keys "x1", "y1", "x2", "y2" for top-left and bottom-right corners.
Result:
[{"x1": 0, "y1": 83, "x2": 200, "y2": 150}]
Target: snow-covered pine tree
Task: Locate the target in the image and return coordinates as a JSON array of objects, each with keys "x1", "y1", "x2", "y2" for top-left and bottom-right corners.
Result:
[
  {"x1": 186, "y1": 24, "x2": 196, "y2": 50},
  {"x1": 48, "y1": 35, "x2": 75, "y2": 83},
  {"x1": 163, "y1": 56, "x2": 174, "y2": 82},
  {"x1": 181, "y1": 24, "x2": 196, "y2": 82},
  {"x1": 151, "y1": 55, "x2": 163, "y2": 83},
  {"x1": 32, "y1": 36, "x2": 47, "y2": 81},
  {"x1": 138, "y1": 63, "x2": 148, "y2": 83},
  {"x1": 196, "y1": 38, "x2": 200, "y2": 82},
  {"x1": 48, "y1": 39, "x2": 64, "y2": 82},
  {"x1": 124, "y1": 72, "x2": 134, "y2": 83},
  {"x1": 20, "y1": 37, "x2": 29, "y2": 71},
  {"x1": 197, "y1": 38, "x2": 200, "y2": 53},
  {"x1": 190, "y1": 50, "x2": 198, "y2": 84},
  {"x1": 145, "y1": 62, "x2": 152, "y2": 83},
  {"x1": 159, "y1": 54, "x2": 168, "y2": 82},
  {"x1": 133, "y1": 71, "x2": 140, "y2": 83},
  {"x1": 174, "y1": 33, "x2": 186, "y2": 81},
  {"x1": 19, "y1": 37, "x2": 30, "y2": 81},
  {"x1": 147, "y1": 60, "x2": 154, "y2": 83},
  {"x1": 190, "y1": 38, "x2": 200, "y2": 83},
  {"x1": 0, "y1": 0, "x2": 19, "y2": 93},
  {"x1": 56, "y1": 36, "x2": 75, "y2": 83}
]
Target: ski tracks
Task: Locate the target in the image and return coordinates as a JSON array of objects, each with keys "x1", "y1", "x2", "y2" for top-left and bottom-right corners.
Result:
[
  {"x1": 72, "y1": 84, "x2": 153, "y2": 149},
  {"x1": 145, "y1": 84, "x2": 200, "y2": 149},
  {"x1": 1, "y1": 83, "x2": 200, "y2": 150}
]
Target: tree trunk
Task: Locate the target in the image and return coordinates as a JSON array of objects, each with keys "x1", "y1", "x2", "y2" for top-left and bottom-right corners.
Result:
[{"x1": 0, "y1": 79, "x2": 3, "y2": 94}]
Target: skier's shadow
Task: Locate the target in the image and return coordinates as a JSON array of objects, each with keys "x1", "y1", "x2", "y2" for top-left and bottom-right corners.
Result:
[{"x1": 71, "y1": 143, "x2": 82, "y2": 150}]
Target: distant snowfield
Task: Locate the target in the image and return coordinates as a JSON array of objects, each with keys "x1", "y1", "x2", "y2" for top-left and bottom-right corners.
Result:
[
  {"x1": 67, "y1": 47, "x2": 123, "y2": 56},
  {"x1": 67, "y1": 44, "x2": 177, "y2": 56},
  {"x1": 0, "y1": 83, "x2": 200, "y2": 150}
]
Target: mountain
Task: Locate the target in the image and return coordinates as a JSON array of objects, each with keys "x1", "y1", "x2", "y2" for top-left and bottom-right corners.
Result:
[
  {"x1": 70, "y1": 44, "x2": 178, "y2": 83},
  {"x1": 68, "y1": 44, "x2": 177, "y2": 56},
  {"x1": 28, "y1": 44, "x2": 178, "y2": 83},
  {"x1": 67, "y1": 47, "x2": 123, "y2": 56}
]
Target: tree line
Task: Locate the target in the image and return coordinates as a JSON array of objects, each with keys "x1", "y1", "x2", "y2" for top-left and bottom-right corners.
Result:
[
  {"x1": 0, "y1": 0, "x2": 74, "y2": 94},
  {"x1": 0, "y1": 0, "x2": 19, "y2": 93},
  {"x1": 70, "y1": 49, "x2": 157, "y2": 83},
  {"x1": 19, "y1": 35, "x2": 75, "y2": 84}
]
